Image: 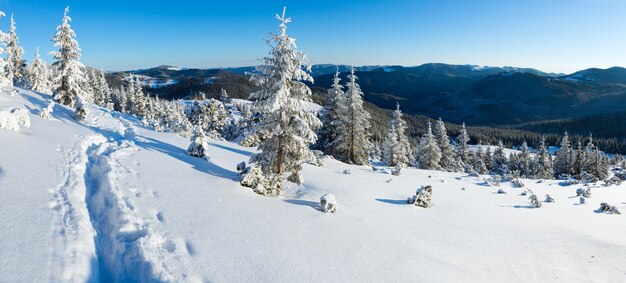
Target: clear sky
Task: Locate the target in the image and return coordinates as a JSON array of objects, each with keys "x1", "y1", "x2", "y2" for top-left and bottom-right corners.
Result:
[{"x1": 3, "y1": 0, "x2": 626, "y2": 73}]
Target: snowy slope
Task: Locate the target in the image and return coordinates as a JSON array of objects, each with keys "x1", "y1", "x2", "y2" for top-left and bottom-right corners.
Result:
[{"x1": 1, "y1": 87, "x2": 626, "y2": 282}]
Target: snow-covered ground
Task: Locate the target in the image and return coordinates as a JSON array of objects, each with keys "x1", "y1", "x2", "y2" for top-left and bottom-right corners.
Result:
[{"x1": 1, "y1": 87, "x2": 626, "y2": 282}]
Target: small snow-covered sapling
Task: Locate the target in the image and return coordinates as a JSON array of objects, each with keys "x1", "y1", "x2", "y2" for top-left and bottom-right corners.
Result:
[
  {"x1": 497, "y1": 188, "x2": 506, "y2": 194},
  {"x1": 343, "y1": 169, "x2": 351, "y2": 175},
  {"x1": 599, "y1": 202, "x2": 621, "y2": 214},
  {"x1": 39, "y1": 101, "x2": 55, "y2": 119},
  {"x1": 320, "y1": 194, "x2": 337, "y2": 213},
  {"x1": 545, "y1": 194, "x2": 554, "y2": 203},
  {"x1": 529, "y1": 193, "x2": 542, "y2": 208},
  {"x1": 408, "y1": 185, "x2": 433, "y2": 208}
]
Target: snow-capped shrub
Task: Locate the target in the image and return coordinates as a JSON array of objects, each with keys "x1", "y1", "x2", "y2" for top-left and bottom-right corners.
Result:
[
  {"x1": 308, "y1": 150, "x2": 325, "y2": 167},
  {"x1": 0, "y1": 107, "x2": 30, "y2": 131},
  {"x1": 187, "y1": 126, "x2": 209, "y2": 159},
  {"x1": 484, "y1": 175, "x2": 501, "y2": 186},
  {"x1": 529, "y1": 193, "x2": 542, "y2": 208},
  {"x1": 520, "y1": 191, "x2": 528, "y2": 196},
  {"x1": 579, "y1": 197, "x2": 585, "y2": 204},
  {"x1": 576, "y1": 187, "x2": 591, "y2": 198},
  {"x1": 614, "y1": 171, "x2": 626, "y2": 181},
  {"x1": 320, "y1": 194, "x2": 337, "y2": 213},
  {"x1": 240, "y1": 165, "x2": 276, "y2": 196},
  {"x1": 497, "y1": 188, "x2": 506, "y2": 194},
  {"x1": 39, "y1": 101, "x2": 55, "y2": 119},
  {"x1": 372, "y1": 166, "x2": 379, "y2": 171},
  {"x1": 598, "y1": 202, "x2": 621, "y2": 214},
  {"x1": 579, "y1": 171, "x2": 599, "y2": 183},
  {"x1": 557, "y1": 173, "x2": 571, "y2": 180},
  {"x1": 544, "y1": 194, "x2": 554, "y2": 203},
  {"x1": 407, "y1": 185, "x2": 433, "y2": 208},
  {"x1": 74, "y1": 96, "x2": 88, "y2": 122},
  {"x1": 391, "y1": 164, "x2": 401, "y2": 176},
  {"x1": 343, "y1": 169, "x2": 351, "y2": 175},
  {"x1": 468, "y1": 171, "x2": 480, "y2": 177},
  {"x1": 512, "y1": 179, "x2": 525, "y2": 188},
  {"x1": 603, "y1": 176, "x2": 622, "y2": 187}
]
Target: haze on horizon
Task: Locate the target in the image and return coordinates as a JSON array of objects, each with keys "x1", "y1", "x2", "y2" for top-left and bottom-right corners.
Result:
[{"x1": 5, "y1": 0, "x2": 626, "y2": 74}]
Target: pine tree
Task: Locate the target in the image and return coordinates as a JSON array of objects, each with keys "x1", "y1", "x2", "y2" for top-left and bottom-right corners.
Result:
[
  {"x1": 51, "y1": 7, "x2": 87, "y2": 108},
  {"x1": 382, "y1": 103, "x2": 412, "y2": 167},
  {"x1": 27, "y1": 49, "x2": 52, "y2": 94},
  {"x1": 187, "y1": 126, "x2": 209, "y2": 159},
  {"x1": 435, "y1": 118, "x2": 459, "y2": 171},
  {"x1": 336, "y1": 67, "x2": 372, "y2": 165},
  {"x1": 416, "y1": 121, "x2": 441, "y2": 170},
  {"x1": 491, "y1": 140, "x2": 508, "y2": 175},
  {"x1": 553, "y1": 131, "x2": 573, "y2": 178},
  {"x1": 532, "y1": 136, "x2": 553, "y2": 179},
  {"x1": 0, "y1": 12, "x2": 10, "y2": 86},
  {"x1": 247, "y1": 7, "x2": 321, "y2": 194},
  {"x1": 483, "y1": 145, "x2": 493, "y2": 171},
  {"x1": 581, "y1": 134, "x2": 609, "y2": 180},
  {"x1": 471, "y1": 144, "x2": 488, "y2": 174},
  {"x1": 456, "y1": 122, "x2": 470, "y2": 164},
  {"x1": 317, "y1": 69, "x2": 344, "y2": 156},
  {"x1": 5, "y1": 15, "x2": 24, "y2": 85}
]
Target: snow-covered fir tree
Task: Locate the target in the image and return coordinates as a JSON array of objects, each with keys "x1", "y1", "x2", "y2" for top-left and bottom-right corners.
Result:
[
  {"x1": 187, "y1": 126, "x2": 209, "y2": 159},
  {"x1": 0, "y1": 11, "x2": 10, "y2": 86},
  {"x1": 471, "y1": 143, "x2": 488, "y2": 174},
  {"x1": 51, "y1": 7, "x2": 87, "y2": 108},
  {"x1": 532, "y1": 136, "x2": 553, "y2": 179},
  {"x1": 316, "y1": 69, "x2": 344, "y2": 156},
  {"x1": 416, "y1": 121, "x2": 441, "y2": 170},
  {"x1": 73, "y1": 94, "x2": 88, "y2": 122},
  {"x1": 491, "y1": 140, "x2": 509, "y2": 175},
  {"x1": 27, "y1": 49, "x2": 52, "y2": 94},
  {"x1": 581, "y1": 134, "x2": 609, "y2": 180},
  {"x1": 247, "y1": 7, "x2": 321, "y2": 194},
  {"x1": 97, "y1": 68, "x2": 113, "y2": 109},
  {"x1": 5, "y1": 15, "x2": 25, "y2": 85},
  {"x1": 509, "y1": 141, "x2": 531, "y2": 177},
  {"x1": 571, "y1": 141, "x2": 583, "y2": 176},
  {"x1": 335, "y1": 67, "x2": 372, "y2": 165},
  {"x1": 382, "y1": 103, "x2": 412, "y2": 167},
  {"x1": 456, "y1": 122, "x2": 470, "y2": 165},
  {"x1": 187, "y1": 97, "x2": 228, "y2": 138},
  {"x1": 483, "y1": 145, "x2": 493, "y2": 171},
  {"x1": 553, "y1": 131, "x2": 573, "y2": 178},
  {"x1": 434, "y1": 118, "x2": 460, "y2": 171}
]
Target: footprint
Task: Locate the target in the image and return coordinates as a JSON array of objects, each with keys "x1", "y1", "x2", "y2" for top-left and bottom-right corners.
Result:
[
  {"x1": 163, "y1": 239, "x2": 176, "y2": 253},
  {"x1": 185, "y1": 240, "x2": 197, "y2": 256},
  {"x1": 156, "y1": 212, "x2": 165, "y2": 222}
]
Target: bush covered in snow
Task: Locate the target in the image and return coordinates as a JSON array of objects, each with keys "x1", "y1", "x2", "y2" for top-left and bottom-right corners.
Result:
[
  {"x1": 544, "y1": 194, "x2": 554, "y2": 203},
  {"x1": 343, "y1": 169, "x2": 351, "y2": 175},
  {"x1": 407, "y1": 185, "x2": 433, "y2": 208},
  {"x1": 484, "y1": 175, "x2": 501, "y2": 187},
  {"x1": 598, "y1": 203, "x2": 621, "y2": 214},
  {"x1": 603, "y1": 176, "x2": 622, "y2": 187},
  {"x1": 496, "y1": 188, "x2": 506, "y2": 194},
  {"x1": 576, "y1": 187, "x2": 591, "y2": 198},
  {"x1": 39, "y1": 101, "x2": 55, "y2": 119},
  {"x1": 512, "y1": 179, "x2": 525, "y2": 188},
  {"x1": 74, "y1": 96, "x2": 88, "y2": 122},
  {"x1": 187, "y1": 126, "x2": 209, "y2": 159},
  {"x1": 320, "y1": 194, "x2": 337, "y2": 213},
  {"x1": 240, "y1": 165, "x2": 277, "y2": 196},
  {"x1": 559, "y1": 178, "x2": 580, "y2": 186},
  {"x1": 0, "y1": 107, "x2": 30, "y2": 131},
  {"x1": 529, "y1": 193, "x2": 542, "y2": 208}
]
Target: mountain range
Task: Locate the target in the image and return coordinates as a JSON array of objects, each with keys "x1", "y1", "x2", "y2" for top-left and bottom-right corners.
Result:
[{"x1": 111, "y1": 63, "x2": 626, "y2": 150}]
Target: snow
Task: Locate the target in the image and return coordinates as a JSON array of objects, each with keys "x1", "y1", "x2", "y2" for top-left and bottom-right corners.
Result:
[
  {"x1": 0, "y1": 107, "x2": 30, "y2": 131},
  {"x1": 1, "y1": 87, "x2": 626, "y2": 281}
]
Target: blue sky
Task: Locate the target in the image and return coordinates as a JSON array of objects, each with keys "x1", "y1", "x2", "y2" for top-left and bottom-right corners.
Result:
[{"x1": 2, "y1": 0, "x2": 626, "y2": 73}]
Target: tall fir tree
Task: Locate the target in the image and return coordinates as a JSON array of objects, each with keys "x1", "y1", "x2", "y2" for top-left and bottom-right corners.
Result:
[
  {"x1": 435, "y1": 118, "x2": 460, "y2": 171},
  {"x1": 532, "y1": 136, "x2": 553, "y2": 179},
  {"x1": 416, "y1": 121, "x2": 442, "y2": 170},
  {"x1": 491, "y1": 140, "x2": 509, "y2": 175},
  {"x1": 382, "y1": 103, "x2": 412, "y2": 167},
  {"x1": 27, "y1": 49, "x2": 52, "y2": 94},
  {"x1": 0, "y1": 11, "x2": 10, "y2": 86},
  {"x1": 51, "y1": 7, "x2": 87, "y2": 108},
  {"x1": 336, "y1": 67, "x2": 372, "y2": 165},
  {"x1": 553, "y1": 131, "x2": 573, "y2": 178},
  {"x1": 456, "y1": 122, "x2": 471, "y2": 165},
  {"x1": 317, "y1": 69, "x2": 344, "y2": 156},
  {"x1": 248, "y1": 7, "x2": 321, "y2": 194},
  {"x1": 5, "y1": 15, "x2": 24, "y2": 85}
]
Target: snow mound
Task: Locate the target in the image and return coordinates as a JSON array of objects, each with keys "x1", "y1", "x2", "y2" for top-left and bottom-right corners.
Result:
[{"x1": 0, "y1": 107, "x2": 30, "y2": 131}]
